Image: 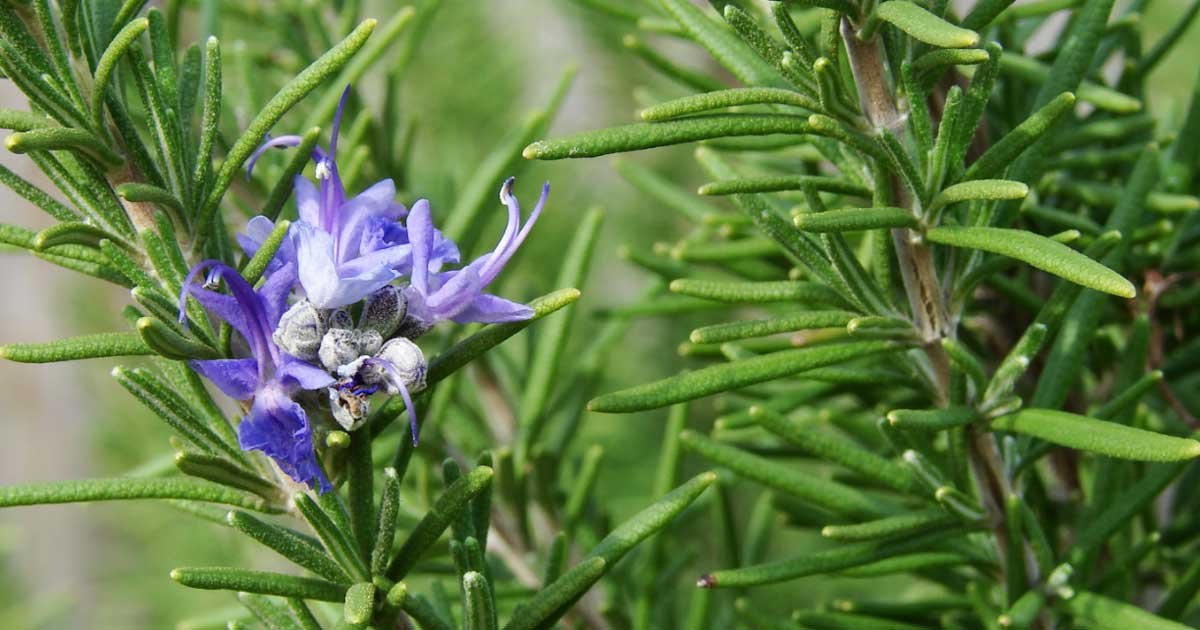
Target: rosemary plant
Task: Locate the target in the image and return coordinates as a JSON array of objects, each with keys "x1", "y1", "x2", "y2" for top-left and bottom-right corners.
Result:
[
  {"x1": 523, "y1": 0, "x2": 1200, "y2": 627},
  {"x1": 1, "y1": 0, "x2": 1200, "y2": 628}
]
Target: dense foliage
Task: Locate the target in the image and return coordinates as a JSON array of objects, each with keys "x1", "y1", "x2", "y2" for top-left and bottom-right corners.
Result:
[{"x1": 2, "y1": 0, "x2": 1200, "y2": 628}]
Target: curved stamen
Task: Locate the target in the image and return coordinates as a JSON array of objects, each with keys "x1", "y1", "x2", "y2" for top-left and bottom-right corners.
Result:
[
  {"x1": 378, "y1": 359, "x2": 421, "y2": 446},
  {"x1": 477, "y1": 181, "x2": 549, "y2": 288},
  {"x1": 246, "y1": 135, "x2": 304, "y2": 179}
]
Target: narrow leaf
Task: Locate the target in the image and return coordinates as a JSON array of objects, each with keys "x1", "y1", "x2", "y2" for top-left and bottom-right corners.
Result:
[
  {"x1": 794, "y1": 207, "x2": 917, "y2": 232},
  {"x1": 386, "y1": 466, "x2": 494, "y2": 580},
  {"x1": 690, "y1": 311, "x2": 855, "y2": 344},
  {"x1": 751, "y1": 406, "x2": 919, "y2": 492},
  {"x1": 681, "y1": 431, "x2": 889, "y2": 518},
  {"x1": 669, "y1": 279, "x2": 847, "y2": 305},
  {"x1": 925, "y1": 226, "x2": 1135, "y2": 297},
  {"x1": 343, "y1": 582, "x2": 376, "y2": 626},
  {"x1": 0, "y1": 477, "x2": 278, "y2": 512},
  {"x1": 821, "y1": 508, "x2": 957, "y2": 542},
  {"x1": 0, "y1": 332, "x2": 152, "y2": 363},
  {"x1": 991, "y1": 409, "x2": 1200, "y2": 461},
  {"x1": 875, "y1": 2, "x2": 980, "y2": 48},
  {"x1": 641, "y1": 88, "x2": 818, "y2": 122},
  {"x1": 699, "y1": 528, "x2": 961, "y2": 588},
  {"x1": 930, "y1": 180, "x2": 1028, "y2": 211},
  {"x1": 589, "y1": 341, "x2": 907, "y2": 413},
  {"x1": 170, "y1": 567, "x2": 347, "y2": 602},
  {"x1": 1062, "y1": 591, "x2": 1192, "y2": 630},
  {"x1": 227, "y1": 510, "x2": 352, "y2": 585},
  {"x1": 524, "y1": 115, "x2": 810, "y2": 160},
  {"x1": 963, "y1": 92, "x2": 1075, "y2": 181},
  {"x1": 887, "y1": 407, "x2": 978, "y2": 431},
  {"x1": 463, "y1": 572, "x2": 498, "y2": 630},
  {"x1": 658, "y1": 0, "x2": 786, "y2": 88}
]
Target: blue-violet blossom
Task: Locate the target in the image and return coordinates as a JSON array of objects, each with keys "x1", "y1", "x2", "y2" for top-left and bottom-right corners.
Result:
[
  {"x1": 246, "y1": 88, "x2": 457, "y2": 309},
  {"x1": 179, "y1": 261, "x2": 335, "y2": 492},
  {"x1": 401, "y1": 176, "x2": 549, "y2": 332}
]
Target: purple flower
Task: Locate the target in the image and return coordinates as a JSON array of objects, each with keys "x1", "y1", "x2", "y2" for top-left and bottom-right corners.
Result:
[
  {"x1": 402, "y1": 177, "x2": 548, "y2": 331},
  {"x1": 179, "y1": 261, "x2": 335, "y2": 492},
  {"x1": 246, "y1": 87, "x2": 458, "y2": 309}
]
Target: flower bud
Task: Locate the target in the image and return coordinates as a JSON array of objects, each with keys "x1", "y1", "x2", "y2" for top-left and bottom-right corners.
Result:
[
  {"x1": 319, "y1": 328, "x2": 363, "y2": 373},
  {"x1": 273, "y1": 300, "x2": 326, "y2": 361},
  {"x1": 375, "y1": 338, "x2": 427, "y2": 394},
  {"x1": 360, "y1": 285, "x2": 407, "y2": 338}
]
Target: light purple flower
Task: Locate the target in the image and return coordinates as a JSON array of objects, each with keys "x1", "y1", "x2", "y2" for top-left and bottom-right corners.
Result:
[
  {"x1": 179, "y1": 261, "x2": 335, "y2": 492},
  {"x1": 246, "y1": 87, "x2": 458, "y2": 309},
  {"x1": 401, "y1": 177, "x2": 548, "y2": 330}
]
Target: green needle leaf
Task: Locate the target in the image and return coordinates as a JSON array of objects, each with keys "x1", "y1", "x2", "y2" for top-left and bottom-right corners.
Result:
[
  {"x1": 699, "y1": 528, "x2": 961, "y2": 588},
  {"x1": 463, "y1": 572, "x2": 498, "y2": 630},
  {"x1": 4, "y1": 127, "x2": 123, "y2": 167},
  {"x1": 990, "y1": 409, "x2": 1200, "y2": 461},
  {"x1": 658, "y1": 0, "x2": 786, "y2": 88},
  {"x1": 371, "y1": 468, "x2": 400, "y2": 576},
  {"x1": 1061, "y1": 592, "x2": 1192, "y2": 630},
  {"x1": 690, "y1": 311, "x2": 856, "y2": 344},
  {"x1": 680, "y1": 431, "x2": 889, "y2": 518},
  {"x1": 386, "y1": 466, "x2": 494, "y2": 580},
  {"x1": 506, "y1": 472, "x2": 715, "y2": 630},
  {"x1": 589, "y1": 340, "x2": 908, "y2": 412},
  {"x1": 821, "y1": 508, "x2": 958, "y2": 542},
  {"x1": 929, "y1": 180, "x2": 1028, "y2": 211},
  {"x1": 750, "y1": 406, "x2": 919, "y2": 493},
  {"x1": 875, "y1": 2, "x2": 980, "y2": 48},
  {"x1": 925, "y1": 226, "x2": 1135, "y2": 298},
  {"x1": 174, "y1": 452, "x2": 276, "y2": 500},
  {"x1": 887, "y1": 407, "x2": 978, "y2": 431},
  {"x1": 0, "y1": 331, "x2": 152, "y2": 363},
  {"x1": 227, "y1": 511, "x2": 352, "y2": 585},
  {"x1": 294, "y1": 493, "x2": 369, "y2": 582},
  {"x1": 136, "y1": 316, "x2": 221, "y2": 360},
  {"x1": 669, "y1": 279, "x2": 848, "y2": 305},
  {"x1": 0, "y1": 477, "x2": 279, "y2": 512},
  {"x1": 238, "y1": 592, "x2": 302, "y2": 630},
  {"x1": 794, "y1": 207, "x2": 918, "y2": 232},
  {"x1": 32, "y1": 222, "x2": 125, "y2": 250},
  {"x1": 343, "y1": 582, "x2": 376, "y2": 626},
  {"x1": 699, "y1": 175, "x2": 870, "y2": 197},
  {"x1": 170, "y1": 567, "x2": 348, "y2": 602},
  {"x1": 641, "y1": 88, "x2": 818, "y2": 121},
  {"x1": 963, "y1": 92, "x2": 1076, "y2": 181},
  {"x1": 523, "y1": 115, "x2": 810, "y2": 160},
  {"x1": 116, "y1": 182, "x2": 185, "y2": 213},
  {"x1": 503, "y1": 558, "x2": 607, "y2": 630},
  {"x1": 91, "y1": 17, "x2": 150, "y2": 131}
]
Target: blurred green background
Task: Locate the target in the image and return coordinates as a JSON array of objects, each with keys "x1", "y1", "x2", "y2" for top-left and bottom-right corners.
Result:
[{"x1": 0, "y1": 1, "x2": 1196, "y2": 627}]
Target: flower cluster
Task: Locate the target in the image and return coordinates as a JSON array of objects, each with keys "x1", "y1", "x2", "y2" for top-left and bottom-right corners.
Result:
[{"x1": 180, "y1": 90, "x2": 548, "y2": 492}]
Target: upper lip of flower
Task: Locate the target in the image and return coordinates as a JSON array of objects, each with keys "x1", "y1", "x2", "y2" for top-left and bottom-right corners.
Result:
[{"x1": 179, "y1": 259, "x2": 282, "y2": 383}]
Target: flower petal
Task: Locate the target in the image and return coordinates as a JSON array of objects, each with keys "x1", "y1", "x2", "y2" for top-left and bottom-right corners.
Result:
[
  {"x1": 336, "y1": 178, "x2": 396, "y2": 259},
  {"x1": 450, "y1": 293, "x2": 534, "y2": 323},
  {"x1": 295, "y1": 176, "x2": 321, "y2": 226},
  {"x1": 238, "y1": 384, "x2": 330, "y2": 492},
  {"x1": 407, "y1": 199, "x2": 433, "y2": 295},
  {"x1": 293, "y1": 222, "x2": 342, "y2": 308},
  {"x1": 278, "y1": 356, "x2": 336, "y2": 390},
  {"x1": 189, "y1": 358, "x2": 259, "y2": 400}
]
